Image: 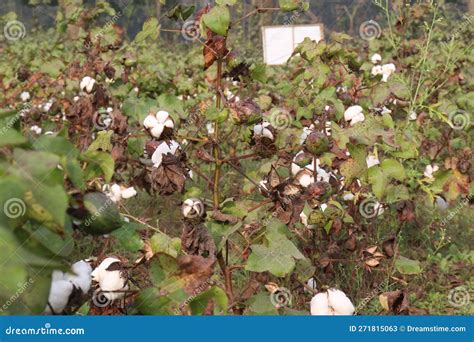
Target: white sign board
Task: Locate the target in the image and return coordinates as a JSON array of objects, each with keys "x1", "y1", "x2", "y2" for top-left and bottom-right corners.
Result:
[{"x1": 262, "y1": 24, "x2": 324, "y2": 65}]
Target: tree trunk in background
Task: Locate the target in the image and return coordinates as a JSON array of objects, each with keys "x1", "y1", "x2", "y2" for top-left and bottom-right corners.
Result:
[
  {"x1": 155, "y1": 0, "x2": 161, "y2": 19},
  {"x1": 469, "y1": 0, "x2": 474, "y2": 14}
]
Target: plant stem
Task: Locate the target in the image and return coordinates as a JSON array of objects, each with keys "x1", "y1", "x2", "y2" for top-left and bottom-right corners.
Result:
[{"x1": 212, "y1": 59, "x2": 223, "y2": 210}]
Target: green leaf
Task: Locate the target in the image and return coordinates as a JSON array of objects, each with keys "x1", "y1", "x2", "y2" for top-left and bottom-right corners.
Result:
[
  {"x1": 150, "y1": 233, "x2": 181, "y2": 258},
  {"x1": 0, "y1": 128, "x2": 27, "y2": 147},
  {"x1": 202, "y1": 6, "x2": 230, "y2": 36},
  {"x1": 395, "y1": 256, "x2": 422, "y2": 275},
  {"x1": 367, "y1": 165, "x2": 387, "y2": 199},
  {"x1": 381, "y1": 159, "x2": 406, "y2": 181},
  {"x1": 189, "y1": 286, "x2": 228, "y2": 315},
  {"x1": 279, "y1": 0, "x2": 302, "y2": 11},
  {"x1": 135, "y1": 17, "x2": 160, "y2": 43},
  {"x1": 81, "y1": 150, "x2": 115, "y2": 182},
  {"x1": 87, "y1": 130, "x2": 113, "y2": 152},
  {"x1": 112, "y1": 221, "x2": 145, "y2": 252},
  {"x1": 246, "y1": 292, "x2": 278, "y2": 315}
]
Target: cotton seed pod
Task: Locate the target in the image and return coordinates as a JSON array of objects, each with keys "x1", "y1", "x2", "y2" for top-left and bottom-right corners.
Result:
[
  {"x1": 182, "y1": 198, "x2": 205, "y2": 218},
  {"x1": 253, "y1": 122, "x2": 274, "y2": 141},
  {"x1": 91, "y1": 257, "x2": 129, "y2": 301},
  {"x1": 143, "y1": 110, "x2": 174, "y2": 139},
  {"x1": 310, "y1": 289, "x2": 355, "y2": 315},
  {"x1": 304, "y1": 131, "x2": 330, "y2": 155},
  {"x1": 80, "y1": 76, "x2": 97, "y2": 94}
]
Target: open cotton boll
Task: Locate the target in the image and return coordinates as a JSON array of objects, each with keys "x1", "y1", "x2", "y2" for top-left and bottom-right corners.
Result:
[
  {"x1": 423, "y1": 164, "x2": 439, "y2": 180},
  {"x1": 344, "y1": 106, "x2": 365, "y2": 126},
  {"x1": 143, "y1": 114, "x2": 159, "y2": 129},
  {"x1": 121, "y1": 187, "x2": 137, "y2": 199},
  {"x1": 381, "y1": 63, "x2": 396, "y2": 82},
  {"x1": 20, "y1": 91, "x2": 31, "y2": 102},
  {"x1": 300, "y1": 125, "x2": 315, "y2": 144},
  {"x1": 371, "y1": 53, "x2": 382, "y2": 64},
  {"x1": 45, "y1": 279, "x2": 74, "y2": 314},
  {"x1": 30, "y1": 125, "x2": 42, "y2": 134},
  {"x1": 310, "y1": 289, "x2": 355, "y2": 315},
  {"x1": 182, "y1": 198, "x2": 205, "y2": 218},
  {"x1": 151, "y1": 140, "x2": 181, "y2": 168},
  {"x1": 371, "y1": 65, "x2": 383, "y2": 77},
  {"x1": 253, "y1": 122, "x2": 274, "y2": 141},
  {"x1": 91, "y1": 257, "x2": 128, "y2": 301},
  {"x1": 80, "y1": 76, "x2": 96, "y2": 94},
  {"x1": 65, "y1": 261, "x2": 92, "y2": 294}
]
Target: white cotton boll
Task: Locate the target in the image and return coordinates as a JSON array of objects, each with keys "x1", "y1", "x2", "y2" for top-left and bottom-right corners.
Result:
[
  {"x1": 110, "y1": 184, "x2": 123, "y2": 202},
  {"x1": 156, "y1": 110, "x2": 170, "y2": 123},
  {"x1": 310, "y1": 293, "x2": 331, "y2": 315},
  {"x1": 297, "y1": 171, "x2": 314, "y2": 188},
  {"x1": 151, "y1": 140, "x2": 180, "y2": 168},
  {"x1": 349, "y1": 113, "x2": 365, "y2": 126},
  {"x1": 423, "y1": 164, "x2": 439, "y2": 180},
  {"x1": 91, "y1": 257, "x2": 122, "y2": 283},
  {"x1": 150, "y1": 124, "x2": 165, "y2": 139},
  {"x1": 408, "y1": 111, "x2": 417, "y2": 120},
  {"x1": 99, "y1": 272, "x2": 129, "y2": 301},
  {"x1": 30, "y1": 125, "x2": 42, "y2": 134},
  {"x1": 66, "y1": 261, "x2": 92, "y2": 294},
  {"x1": 45, "y1": 280, "x2": 74, "y2": 314},
  {"x1": 20, "y1": 91, "x2": 31, "y2": 102},
  {"x1": 435, "y1": 196, "x2": 448, "y2": 211},
  {"x1": 73, "y1": 96, "x2": 80, "y2": 102},
  {"x1": 381, "y1": 63, "x2": 396, "y2": 82},
  {"x1": 310, "y1": 289, "x2": 355, "y2": 315},
  {"x1": 300, "y1": 125, "x2": 314, "y2": 144},
  {"x1": 182, "y1": 198, "x2": 204, "y2": 218},
  {"x1": 80, "y1": 76, "x2": 96, "y2": 94},
  {"x1": 344, "y1": 106, "x2": 363, "y2": 122},
  {"x1": 371, "y1": 53, "x2": 382, "y2": 64},
  {"x1": 320, "y1": 203, "x2": 328, "y2": 212},
  {"x1": 371, "y1": 65, "x2": 383, "y2": 77},
  {"x1": 300, "y1": 212, "x2": 308, "y2": 226},
  {"x1": 253, "y1": 122, "x2": 274, "y2": 141},
  {"x1": 366, "y1": 153, "x2": 380, "y2": 168},
  {"x1": 121, "y1": 187, "x2": 137, "y2": 199}
]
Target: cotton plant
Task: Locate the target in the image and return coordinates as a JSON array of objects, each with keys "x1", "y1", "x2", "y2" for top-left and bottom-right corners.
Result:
[
  {"x1": 366, "y1": 149, "x2": 380, "y2": 168},
  {"x1": 30, "y1": 125, "x2": 42, "y2": 134},
  {"x1": 102, "y1": 184, "x2": 137, "y2": 203},
  {"x1": 20, "y1": 91, "x2": 30, "y2": 102},
  {"x1": 44, "y1": 260, "x2": 92, "y2": 314},
  {"x1": 371, "y1": 63, "x2": 396, "y2": 82},
  {"x1": 291, "y1": 152, "x2": 333, "y2": 187},
  {"x1": 143, "y1": 110, "x2": 174, "y2": 139},
  {"x1": 310, "y1": 289, "x2": 355, "y2": 315}
]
